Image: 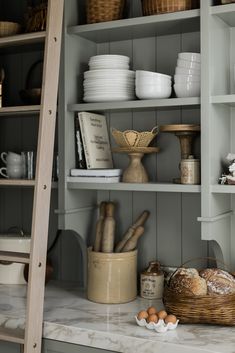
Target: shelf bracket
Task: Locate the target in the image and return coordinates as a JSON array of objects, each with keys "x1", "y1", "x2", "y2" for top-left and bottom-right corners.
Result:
[{"x1": 197, "y1": 210, "x2": 233, "y2": 223}]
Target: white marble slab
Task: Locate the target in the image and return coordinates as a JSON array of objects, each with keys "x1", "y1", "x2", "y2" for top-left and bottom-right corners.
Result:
[{"x1": 1, "y1": 281, "x2": 235, "y2": 353}]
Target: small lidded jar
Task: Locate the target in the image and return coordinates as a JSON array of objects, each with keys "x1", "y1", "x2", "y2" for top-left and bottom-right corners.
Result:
[{"x1": 140, "y1": 261, "x2": 164, "y2": 299}]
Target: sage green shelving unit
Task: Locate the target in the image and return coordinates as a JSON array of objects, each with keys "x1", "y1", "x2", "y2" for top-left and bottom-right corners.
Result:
[{"x1": 58, "y1": 0, "x2": 235, "y2": 281}]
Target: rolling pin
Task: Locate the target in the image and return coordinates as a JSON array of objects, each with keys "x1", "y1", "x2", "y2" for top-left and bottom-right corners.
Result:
[
  {"x1": 114, "y1": 210, "x2": 150, "y2": 253},
  {"x1": 101, "y1": 202, "x2": 116, "y2": 253},
  {"x1": 94, "y1": 201, "x2": 107, "y2": 252},
  {"x1": 121, "y1": 226, "x2": 145, "y2": 252}
]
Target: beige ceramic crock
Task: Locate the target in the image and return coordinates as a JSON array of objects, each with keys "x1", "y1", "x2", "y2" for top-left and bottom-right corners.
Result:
[{"x1": 87, "y1": 247, "x2": 137, "y2": 304}]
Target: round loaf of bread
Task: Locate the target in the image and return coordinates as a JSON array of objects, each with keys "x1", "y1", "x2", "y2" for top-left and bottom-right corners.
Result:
[
  {"x1": 199, "y1": 268, "x2": 235, "y2": 295},
  {"x1": 170, "y1": 267, "x2": 207, "y2": 296}
]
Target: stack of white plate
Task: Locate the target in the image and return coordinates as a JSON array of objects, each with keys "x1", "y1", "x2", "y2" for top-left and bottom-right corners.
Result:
[
  {"x1": 83, "y1": 55, "x2": 135, "y2": 102},
  {"x1": 174, "y1": 52, "x2": 201, "y2": 98}
]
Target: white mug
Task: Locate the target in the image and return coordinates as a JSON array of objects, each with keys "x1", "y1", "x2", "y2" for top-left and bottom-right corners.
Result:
[
  {"x1": 1, "y1": 151, "x2": 23, "y2": 165},
  {"x1": 0, "y1": 164, "x2": 23, "y2": 179}
]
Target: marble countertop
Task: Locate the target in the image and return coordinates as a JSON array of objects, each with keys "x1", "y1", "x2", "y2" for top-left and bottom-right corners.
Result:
[{"x1": 1, "y1": 281, "x2": 235, "y2": 353}]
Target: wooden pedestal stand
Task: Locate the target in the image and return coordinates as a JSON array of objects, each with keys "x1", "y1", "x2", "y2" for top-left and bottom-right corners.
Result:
[
  {"x1": 160, "y1": 124, "x2": 200, "y2": 183},
  {"x1": 112, "y1": 147, "x2": 160, "y2": 183}
]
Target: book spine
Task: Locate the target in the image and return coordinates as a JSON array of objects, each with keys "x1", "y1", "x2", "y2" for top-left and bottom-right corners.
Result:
[
  {"x1": 79, "y1": 114, "x2": 91, "y2": 169},
  {"x1": 74, "y1": 115, "x2": 87, "y2": 169}
]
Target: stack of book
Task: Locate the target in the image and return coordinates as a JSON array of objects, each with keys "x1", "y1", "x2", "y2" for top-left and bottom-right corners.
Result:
[{"x1": 72, "y1": 111, "x2": 121, "y2": 183}]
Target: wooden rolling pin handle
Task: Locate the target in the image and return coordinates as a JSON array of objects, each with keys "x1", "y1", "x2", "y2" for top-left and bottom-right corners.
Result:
[
  {"x1": 106, "y1": 202, "x2": 115, "y2": 217},
  {"x1": 94, "y1": 201, "x2": 107, "y2": 252},
  {"x1": 134, "y1": 210, "x2": 150, "y2": 228},
  {"x1": 114, "y1": 226, "x2": 135, "y2": 253},
  {"x1": 121, "y1": 226, "x2": 144, "y2": 252},
  {"x1": 101, "y1": 202, "x2": 116, "y2": 253}
]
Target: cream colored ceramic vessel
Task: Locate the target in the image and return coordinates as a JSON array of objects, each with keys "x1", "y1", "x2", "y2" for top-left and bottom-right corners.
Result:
[{"x1": 87, "y1": 247, "x2": 137, "y2": 304}]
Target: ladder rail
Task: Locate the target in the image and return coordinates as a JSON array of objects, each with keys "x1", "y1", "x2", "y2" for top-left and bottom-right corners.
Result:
[{"x1": 23, "y1": 1, "x2": 64, "y2": 353}]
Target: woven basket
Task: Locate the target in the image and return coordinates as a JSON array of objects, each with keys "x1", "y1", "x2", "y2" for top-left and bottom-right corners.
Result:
[
  {"x1": 86, "y1": 0, "x2": 125, "y2": 24},
  {"x1": 163, "y1": 258, "x2": 235, "y2": 326},
  {"x1": 111, "y1": 126, "x2": 158, "y2": 148},
  {"x1": 141, "y1": 0, "x2": 199, "y2": 15},
  {"x1": 0, "y1": 21, "x2": 21, "y2": 37},
  {"x1": 221, "y1": 0, "x2": 235, "y2": 3}
]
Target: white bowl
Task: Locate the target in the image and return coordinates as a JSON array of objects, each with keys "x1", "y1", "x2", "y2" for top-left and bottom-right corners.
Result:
[
  {"x1": 136, "y1": 70, "x2": 171, "y2": 82},
  {"x1": 174, "y1": 74, "x2": 201, "y2": 83},
  {"x1": 178, "y1": 52, "x2": 201, "y2": 63},
  {"x1": 136, "y1": 84, "x2": 172, "y2": 99},
  {"x1": 175, "y1": 66, "x2": 200, "y2": 76},
  {"x1": 174, "y1": 82, "x2": 200, "y2": 98},
  {"x1": 84, "y1": 70, "x2": 135, "y2": 79},
  {"x1": 177, "y1": 59, "x2": 201, "y2": 70},
  {"x1": 89, "y1": 54, "x2": 130, "y2": 63}
]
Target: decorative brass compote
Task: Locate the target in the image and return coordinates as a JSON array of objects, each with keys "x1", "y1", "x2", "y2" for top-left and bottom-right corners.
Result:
[
  {"x1": 112, "y1": 147, "x2": 160, "y2": 183},
  {"x1": 160, "y1": 124, "x2": 200, "y2": 183}
]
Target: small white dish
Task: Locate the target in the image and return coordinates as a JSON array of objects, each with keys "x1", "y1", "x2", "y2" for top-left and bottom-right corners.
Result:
[
  {"x1": 174, "y1": 82, "x2": 200, "y2": 97},
  {"x1": 174, "y1": 74, "x2": 201, "y2": 83},
  {"x1": 177, "y1": 58, "x2": 201, "y2": 70},
  {"x1": 175, "y1": 66, "x2": 200, "y2": 76},
  {"x1": 178, "y1": 52, "x2": 201, "y2": 63}
]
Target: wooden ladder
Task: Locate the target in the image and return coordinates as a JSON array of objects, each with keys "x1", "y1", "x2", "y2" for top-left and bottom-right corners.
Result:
[{"x1": 0, "y1": 1, "x2": 64, "y2": 352}]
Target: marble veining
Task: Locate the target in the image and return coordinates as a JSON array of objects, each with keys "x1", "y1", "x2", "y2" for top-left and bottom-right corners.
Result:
[{"x1": 1, "y1": 281, "x2": 235, "y2": 353}]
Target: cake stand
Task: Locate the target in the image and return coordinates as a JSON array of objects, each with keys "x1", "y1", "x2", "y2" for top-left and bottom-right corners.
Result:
[
  {"x1": 160, "y1": 124, "x2": 200, "y2": 159},
  {"x1": 160, "y1": 124, "x2": 200, "y2": 183},
  {"x1": 112, "y1": 147, "x2": 160, "y2": 183}
]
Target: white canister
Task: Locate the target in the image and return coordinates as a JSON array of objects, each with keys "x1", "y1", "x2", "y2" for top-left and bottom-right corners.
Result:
[
  {"x1": 180, "y1": 156, "x2": 200, "y2": 185},
  {"x1": 140, "y1": 261, "x2": 164, "y2": 299}
]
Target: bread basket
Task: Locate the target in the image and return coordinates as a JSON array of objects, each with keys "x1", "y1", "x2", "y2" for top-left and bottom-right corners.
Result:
[
  {"x1": 141, "y1": 0, "x2": 199, "y2": 16},
  {"x1": 86, "y1": 0, "x2": 125, "y2": 24},
  {"x1": 163, "y1": 257, "x2": 235, "y2": 326},
  {"x1": 111, "y1": 126, "x2": 159, "y2": 148}
]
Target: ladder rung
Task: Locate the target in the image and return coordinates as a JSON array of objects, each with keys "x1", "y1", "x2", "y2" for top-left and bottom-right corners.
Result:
[
  {"x1": 0, "y1": 327, "x2": 24, "y2": 344},
  {"x1": 0, "y1": 251, "x2": 30, "y2": 264}
]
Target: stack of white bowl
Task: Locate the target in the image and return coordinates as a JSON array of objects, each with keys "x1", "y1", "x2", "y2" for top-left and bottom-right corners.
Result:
[
  {"x1": 83, "y1": 55, "x2": 135, "y2": 102},
  {"x1": 135, "y1": 70, "x2": 172, "y2": 99},
  {"x1": 174, "y1": 52, "x2": 201, "y2": 98}
]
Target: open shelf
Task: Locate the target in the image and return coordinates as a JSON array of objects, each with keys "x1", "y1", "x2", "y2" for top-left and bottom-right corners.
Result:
[
  {"x1": 211, "y1": 4, "x2": 235, "y2": 27},
  {"x1": 68, "y1": 97, "x2": 200, "y2": 113},
  {"x1": 68, "y1": 9, "x2": 200, "y2": 43},
  {"x1": 0, "y1": 31, "x2": 46, "y2": 49},
  {"x1": 0, "y1": 180, "x2": 35, "y2": 187},
  {"x1": 211, "y1": 94, "x2": 235, "y2": 106},
  {"x1": 0, "y1": 105, "x2": 41, "y2": 116},
  {"x1": 67, "y1": 179, "x2": 201, "y2": 193},
  {"x1": 211, "y1": 185, "x2": 235, "y2": 193}
]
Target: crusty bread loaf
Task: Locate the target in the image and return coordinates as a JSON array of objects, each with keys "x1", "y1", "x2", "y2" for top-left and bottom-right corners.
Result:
[
  {"x1": 199, "y1": 268, "x2": 235, "y2": 295},
  {"x1": 170, "y1": 267, "x2": 207, "y2": 296}
]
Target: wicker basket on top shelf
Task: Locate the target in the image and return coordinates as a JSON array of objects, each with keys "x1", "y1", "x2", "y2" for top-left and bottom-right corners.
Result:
[
  {"x1": 163, "y1": 258, "x2": 235, "y2": 326},
  {"x1": 86, "y1": 0, "x2": 125, "y2": 24},
  {"x1": 0, "y1": 21, "x2": 21, "y2": 37},
  {"x1": 141, "y1": 0, "x2": 199, "y2": 15}
]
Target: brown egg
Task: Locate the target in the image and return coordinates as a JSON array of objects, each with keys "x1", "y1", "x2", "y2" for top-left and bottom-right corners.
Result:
[
  {"x1": 147, "y1": 306, "x2": 157, "y2": 315},
  {"x1": 137, "y1": 310, "x2": 148, "y2": 320},
  {"x1": 158, "y1": 310, "x2": 168, "y2": 320},
  {"x1": 147, "y1": 314, "x2": 159, "y2": 323},
  {"x1": 165, "y1": 314, "x2": 177, "y2": 324}
]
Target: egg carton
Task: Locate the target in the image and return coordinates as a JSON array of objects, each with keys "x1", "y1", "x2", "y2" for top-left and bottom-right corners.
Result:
[{"x1": 135, "y1": 316, "x2": 179, "y2": 333}]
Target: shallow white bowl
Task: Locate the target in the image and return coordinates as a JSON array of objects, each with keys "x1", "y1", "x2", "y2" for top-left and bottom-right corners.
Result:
[
  {"x1": 177, "y1": 59, "x2": 201, "y2": 70},
  {"x1": 178, "y1": 52, "x2": 201, "y2": 63},
  {"x1": 136, "y1": 70, "x2": 171, "y2": 82},
  {"x1": 136, "y1": 84, "x2": 172, "y2": 99},
  {"x1": 174, "y1": 82, "x2": 200, "y2": 98},
  {"x1": 174, "y1": 74, "x2": 201, "y2": 83},
  {"x1": 83, "y1": 94, "x2": 135, "y2": 102},
  {"x1": 175, "y1": 66, "x2": 200, "y2": 76},
  {"x1": 89, "y1": 54, "x2": 130, "y2": 62},
  {"x1": 89, "y1": 63, "x2": 130, "y2": 70}
]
